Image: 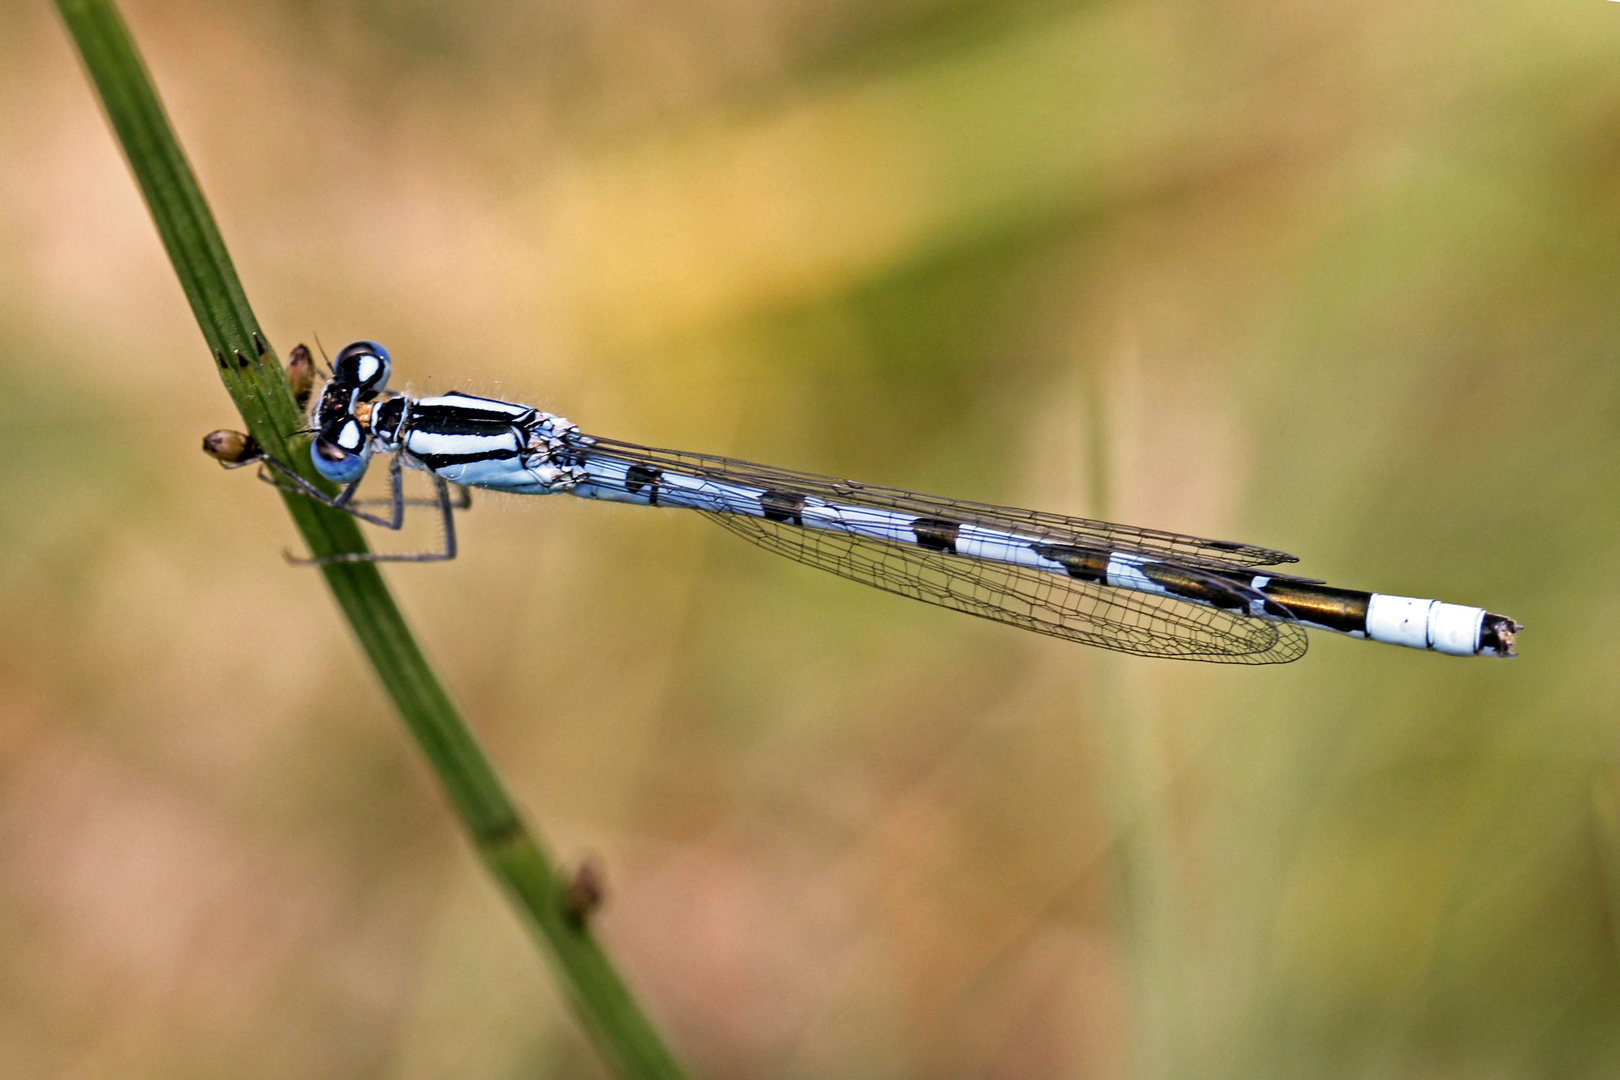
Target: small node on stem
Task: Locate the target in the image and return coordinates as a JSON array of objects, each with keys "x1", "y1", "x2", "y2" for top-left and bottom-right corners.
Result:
[
  {"x1": 563, "y1": 856, "x2": 606, "y2": 926},
  {"x1": 203, "y1": 428, "x2": 261, "y2": 467},
  {"x1": 286, "y1": 343, "x2": 316, "y2": 410}
]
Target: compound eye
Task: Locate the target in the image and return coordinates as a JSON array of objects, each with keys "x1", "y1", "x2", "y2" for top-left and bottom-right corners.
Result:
[
  {"x1": 332, "y1": 340, "x2": 392, "y2": 398},
  {"x1": 311, "y1": 417, "x2": 370, "y2": 484}
]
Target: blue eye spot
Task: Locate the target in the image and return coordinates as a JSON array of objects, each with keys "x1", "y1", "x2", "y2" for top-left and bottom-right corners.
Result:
[
  {"x1": 312, "y1": 424, "x2": 370, "y2": 484},
  {"x1": 333, "y1": 340, "x2": 392, "y2": 397},
  {"x1": 312, "y1": 442, "x2": 368, "y2": 484}
]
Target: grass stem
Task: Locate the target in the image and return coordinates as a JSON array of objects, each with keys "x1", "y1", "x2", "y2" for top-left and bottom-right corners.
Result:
[{"x1": 55, "y1": 2, "x2": 688, "y2": 1075}]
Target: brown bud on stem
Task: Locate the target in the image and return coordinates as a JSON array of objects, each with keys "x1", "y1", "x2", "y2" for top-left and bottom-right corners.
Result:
[
  {"x1": 286, "y1": 343, "x2": 316, "y2": 410},
  {"x1": 202, "y1": 429, "x2": 261, "y2": 466}
]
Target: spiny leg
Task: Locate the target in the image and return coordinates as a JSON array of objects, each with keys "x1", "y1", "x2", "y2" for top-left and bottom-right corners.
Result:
[
  {"x1": 292, "y1": 475, "x2": 460, "y2": 565},
  {"x1": 204, "y1": 430, "x2": 380, "y2": 519},
  {"x1": 350, "y1": 483, "x2": 471, "y2": 512},
  {"x1": 253, "y1": 451, "x2": 409, "y2": 530},
  {"x1": 211, "y1": 435, "x2": 469, "y2": 563}
]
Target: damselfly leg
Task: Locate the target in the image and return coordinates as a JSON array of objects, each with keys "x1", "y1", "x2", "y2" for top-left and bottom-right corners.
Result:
[
  {"x1": 286, "y1": 474, "x2": 462, "y2": 565},
  {"x1": 256, "y1": 453, "x2": 469, "y2": 564},
  {"x1": 205, "y1": 430, "x2": 470, "y2": 563}
]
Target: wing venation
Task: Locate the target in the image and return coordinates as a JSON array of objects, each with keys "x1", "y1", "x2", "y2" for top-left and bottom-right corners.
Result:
[
  {"x1": 585, "y1": 437, "x2": 1298, "y2": 571},
  {"x1": 704, "y1": 512, "x2": 1309, "y2": 664}
]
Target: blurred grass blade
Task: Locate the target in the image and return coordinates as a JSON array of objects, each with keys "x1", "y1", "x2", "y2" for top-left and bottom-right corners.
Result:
[{"x1": 54, "y1": 1, "x2": 688, "y2": 1076}]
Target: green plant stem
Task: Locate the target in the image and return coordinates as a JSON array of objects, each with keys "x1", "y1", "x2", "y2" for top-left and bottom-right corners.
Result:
[{"x1": 55, "y1": 2, "x2": 688, "y2": 1075}]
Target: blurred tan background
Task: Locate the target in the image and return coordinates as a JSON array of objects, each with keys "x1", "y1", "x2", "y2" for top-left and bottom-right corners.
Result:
[{"x1": 1, "y1": 0, "x2": 1616, "y2": 1076}]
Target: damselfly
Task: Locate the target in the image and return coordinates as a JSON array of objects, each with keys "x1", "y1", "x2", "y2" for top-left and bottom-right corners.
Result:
[{"x1": 207, "y1": 341, "x2": 1521, "y2": 664}]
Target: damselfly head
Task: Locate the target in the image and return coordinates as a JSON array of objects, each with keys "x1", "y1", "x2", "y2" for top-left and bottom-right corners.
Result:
[
  {"x1": 311, "y1": 414, "x2": 372, "y2": 484},
  {"x1": 331, "y1": 340, "x2": 391, "y2": 400}
]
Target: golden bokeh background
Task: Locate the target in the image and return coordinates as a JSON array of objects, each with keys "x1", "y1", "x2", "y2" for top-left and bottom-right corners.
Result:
[{"x1": 1, "y1": 0, "x2": 1617, "y2": 1076}]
